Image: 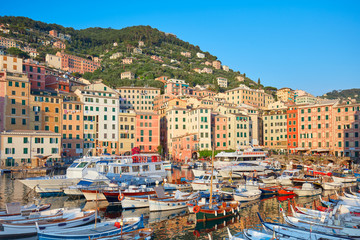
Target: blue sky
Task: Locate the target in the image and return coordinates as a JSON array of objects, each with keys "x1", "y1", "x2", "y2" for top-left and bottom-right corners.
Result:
[{"x1": 1, "y1": 0, "x2": 359, "y2": 96}]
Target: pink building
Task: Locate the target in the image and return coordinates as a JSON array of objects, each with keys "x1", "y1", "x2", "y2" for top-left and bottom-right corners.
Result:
[
  {"x1": 151, "y1": 55, "x2": 163, "y2": 62},
  {"x1": 298, "y1": 101, "x2": 336, "y2": 155},
  {"x1": 22, "y1": 59, "x2": 46, "y2": 90},
  {"x1": 136, "y1": 112, "x2": 160, "y2": 153},
  {"x1": 171, "y1": 133, "x2": 199, "y2": 162},
  {"x1": 122, "y1": 58, "x2": 133, "y2": 64},
  {"x1": 213, "y1": 114, "x2": 227, "y2": 150},
  {"x1": 49, "y1": 30, "x2": 58, "y2": 37}
]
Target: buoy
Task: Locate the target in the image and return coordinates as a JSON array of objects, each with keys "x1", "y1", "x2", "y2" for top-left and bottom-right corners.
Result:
[
  {"x1": 222, "y1": 202, "x2": 227, "y2": 208},
  {"x1": 118, "y1": 193, "x2": 125, "y2": 201},
  {"x1": 193, "y1": 205, "x2": 200, "y2": 213}
]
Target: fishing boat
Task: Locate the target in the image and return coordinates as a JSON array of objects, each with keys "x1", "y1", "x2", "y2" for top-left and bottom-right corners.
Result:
[
  {"x1": 257, "y1": 212, "x2": 352, "y2": 240},
  {"x1": 277, "y1": 187, "x2": 295, "y2": 196},
  {"x1": 259, "y1": 186, "x2": 280, "y2": 195},
  {"x1": 0, "y1": 203, "x2": 51, "y2": 219},
  {"x1": 194, "y1": 146, "x2": 240, "y2": 222},
  {"x1": 91, "y1": 228, "x2": 153, "y2": 240},
  {"x1": 259, "y1": 175, "x2": 278, "y2": 185},
  {"x1": 321, "y1": 181, "x2": 342, "y2": 190},
  {"x1": 0, "y1": 209, "x2": 96, "y2": 238},
  {"x1": 221, "y1": 186, "x2": 261, "y2": 202},
  {"x1": 149, "y1": 191, "x2": 199, "y2": 212},
  {"x1": 332, "y1": 175, "x2": 357, "y2": 184},
  {"x1": 37, "y1": 215, "x2": 144, "y2": 240},
  {"x1": 243, "y1": 229, "x2": 295, "y2": 240},
  {"x1": 227, "y1": 227, "x2": 245, "y2": 240},
  {"x1": 103, "y1": 185, "x2": 156, "y2": 203}
]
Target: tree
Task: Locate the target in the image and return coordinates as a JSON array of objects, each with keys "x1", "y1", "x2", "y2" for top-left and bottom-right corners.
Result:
[
  {"x1": 258, "y1": 78, "x2": 261, "y2": 85},
  {"x1": 7, "y1": 47, "x2": 29, "y2": 59}
]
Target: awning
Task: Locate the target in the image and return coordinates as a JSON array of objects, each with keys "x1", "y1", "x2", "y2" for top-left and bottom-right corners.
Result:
[
  {"x1": 294, "y1": 147, "x2": 309, "y2": 151},
  {"x1": 313, "y1": 149, "x2": 330, "y2": 152}
]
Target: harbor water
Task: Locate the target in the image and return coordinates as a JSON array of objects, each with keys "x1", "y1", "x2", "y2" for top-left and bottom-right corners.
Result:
[{"x1": 0, "y1": 168, "x2": 326, "y2": 239}]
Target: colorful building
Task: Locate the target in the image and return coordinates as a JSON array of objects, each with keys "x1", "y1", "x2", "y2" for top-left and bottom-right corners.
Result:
[
  {"x1": 117, "y1": 86, "x2": 160, "y2": 112},
  {"x1": 22, "y1": 59, "x2": 46, "y2": 90},
  {"x1": 226, "y1": 84, "x2": 274, "y2": 108},
  {"x1": 135, "y1": 112, "x2": 160, "y2": 153},
  {"x1": 118, "y1": 110, "x2": 136, "y2": 154},
  {"x1": 56, "y1": 52, "x2": 100, "y2": 74}
]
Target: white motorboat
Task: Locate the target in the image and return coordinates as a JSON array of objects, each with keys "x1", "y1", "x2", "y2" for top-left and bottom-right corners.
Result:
[
  {"x1": 19, "y1": 155, "x2": 123, "y2": 195},
  {"x1": 214, "y1": 147, "x2": 268, "y2": 169},
  {"x1": 190, "y1": 171, "x2": 221, "y2": 191},
  {"x1": 277, "y1": 169, "x2": 301, "y2": 186},
  {"x1": 221, "y1": 186, "x2": 261, "y2": 202},
  {"x1": 259, "y1": 175, "x2": 278, "y2": 185},
  {"x1": 218, "y1": 162, "x2": 270, "y2": 178},
  {"x1": 289, "y1": 183, "x2": 322, "y2": 197}
]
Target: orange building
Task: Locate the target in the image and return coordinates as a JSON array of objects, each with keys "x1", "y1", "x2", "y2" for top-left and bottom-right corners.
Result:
[
  {"x1": 136, "y1": 112, "x2": 160, "y2": 153},
  {"x1": 0, "y1": 71, "x2": 30, "y2": 131},
  {"x1": 29, "y1": 90, "x2": 62, "y2": 133},
  {"x1": 61, "y1": 93, "x2": 84, "y2": 158},
  {"x1": 287, "y1": 106, "x2": 299, "y2": 153}
]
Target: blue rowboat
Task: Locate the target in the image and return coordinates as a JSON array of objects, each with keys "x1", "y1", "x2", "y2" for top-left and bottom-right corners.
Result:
[{"x1": 37, "y1": 215, "x2": 144, "y2": 240}]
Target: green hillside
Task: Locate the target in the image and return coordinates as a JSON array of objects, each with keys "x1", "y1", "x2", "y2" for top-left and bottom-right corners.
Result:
[
  {"x1": 322, "y1": 88, "x2": 360, "y2": 101},
  {"x1": 0, "y1": 16, "x2": 267, "y2": 92}
]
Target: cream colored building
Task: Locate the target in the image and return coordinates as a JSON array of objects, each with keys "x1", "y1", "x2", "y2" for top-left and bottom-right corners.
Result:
[
  {"x1": 45, "y1": 54, "x2": 61, "y2": 69},
  {"x1": 0, "y1": 55, "x2": 23, "y2": 73},
  {"x1": 226, "y1": 84, "x2": 274, "y2": 107},
  {"x1": 296, "y1": 94, "x2": 316, "y2": 105},
  {"x1": 121, "y1": 71, "x2": 135, "y2": 80},
  {"x1": 117, "y1": 86, "x2": 160, "y2": 112},
  {"x1": 75, "y1": 82, "x2": 119, "y2": 155},
  {"x1": 187, "y1": 108, "x2": 212, "y2": 150},
  {"x1": 166, "y1": 107, "x2": 189, "y2": 155},
  {"x1": 276, "y1": 87, "x2": 295, "y2": 103},
  {"x1": 0, "y1": 130, "x2": 61, "y2": 167},
  {"x1": 216, "y1": 77, "x2": 228, "y2": 88},
  {"x1": 118, "y1": 110, "x2": 136, "y2": 153}
]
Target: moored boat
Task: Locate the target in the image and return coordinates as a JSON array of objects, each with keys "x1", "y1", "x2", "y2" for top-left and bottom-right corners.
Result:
[
  {"x1": 91, "y1": 228, "x2": 153, "y2": 240},
  {"x1": 195, "y1": 201, "x2": 240, "y2": 222}
]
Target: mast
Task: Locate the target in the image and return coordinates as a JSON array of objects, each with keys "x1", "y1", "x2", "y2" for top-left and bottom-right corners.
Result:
[{"x1": 209, "y1": 146, "x2": 214, "y2": 209}]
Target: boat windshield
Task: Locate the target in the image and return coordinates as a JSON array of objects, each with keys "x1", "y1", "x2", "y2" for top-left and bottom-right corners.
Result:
[
  {"x1": 76, "y1": 162, "x2": 88, "y2": 168},
  {"x1": 203, "y1": 176, "x2": 210, "y2": 180},
  {"x1": 69, "y1": 163, "x2": 79, "y2": 168}
]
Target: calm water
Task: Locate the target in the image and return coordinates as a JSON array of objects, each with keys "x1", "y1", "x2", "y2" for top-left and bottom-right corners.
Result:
[{"x1": 0, "y1": 169, "x2": 323, "y2": 239}]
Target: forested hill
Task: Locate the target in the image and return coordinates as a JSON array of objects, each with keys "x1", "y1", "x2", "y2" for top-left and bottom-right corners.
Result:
[
  {"x1": 322, "y1": 89, "x2": 360, "y2": 101},
  {"x1": 0, "y1": 16, "x2": 265, "y2": 91}
]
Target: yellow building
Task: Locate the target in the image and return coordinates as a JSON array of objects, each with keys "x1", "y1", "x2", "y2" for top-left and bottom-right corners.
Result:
[
  {"x1": 276, "y1": 87, "x2": 295, "y2": 103},
  {"x1": 117, "y1": 86, "x2": 160, "y2": 112},
  {"x1": 118, "y1": 110, "x2": 136, "y2": 153},
  {"x1": 262, "y1": 101, "x2": 288, "y2": 151},
  {"x1": 226, "y1": 84, "x2": 274, "y2": 107}
]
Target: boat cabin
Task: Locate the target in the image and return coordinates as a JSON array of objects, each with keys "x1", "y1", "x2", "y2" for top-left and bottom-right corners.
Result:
[{"x1": 279, "y1": 169, "x2": 301, "y2": 178}]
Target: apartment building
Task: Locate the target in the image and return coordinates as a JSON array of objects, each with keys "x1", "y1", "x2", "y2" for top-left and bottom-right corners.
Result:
[
  {"x1": 171, "y1": 133, "x2": 199, "y2": 162},
  {"x1": 226, "y1": 84, "x2": 274, "y2": 107},
  {"x1": 0, "y1": 55, "x2": 23, "y2": 73},
  {"x1": 333, "y1": 102, "x2": 360, "y2": 157},
  {"x1": 135, "y1": 112, "x2": 160, "y2": 153},
  {"x1": 0, "y1": 71, "x2": 30, "y2": 132},
  {"x1": 166, "y1": 107, "x2": 188, "y2": 156},
  {"x1": 216, "y1": 77, "x2": 228, "y2": 88},
  {"x1": 213, "y1": 114, "x2": 228, "y2": 150},
  {"x1": 61, "y1": 93, "x2": 84, "y2": 158},
  {"x1": 45, "y1": 54, "x2": 61, "y2": 69},
  {"x1": 262, "y1": 102, "x2": 288, "y2": 151},
  {"x1": 212, "y1": 60, "x2": 221, "y2": 70},
  {"x1": 164, "y1": 79, "x2": 190, "y2": 96},
  {"x1": 277, "y1": 87, "x2": 295, "y2": 103},
  {"x1": 120, "y1": 71, "x2": 135, "y2": 80},
  {"x1": 22, "y1": 59, "x2": 46, "y2": 90},
  {"x1": 56, "y1": 52, "x2": 100, "y2": 74},
  {"x1": 0, "y1": 37, "x2": 18, "y2": 48},
  {"x1": 187, "y1": 108, "x2": 212, "y2": 151},
  {"x1": 118, "y1": 110, "x2": 136, "y2": 154},
  {"x1": 0, "y1": 130, "x2": 61, "y2": 167},
  {"x1": 117, "y1": 86, "x2": 160, "y2": 112},
  {"x1": 29, "y1": 90, "x2": 62, "y2": 133},
  {"x1": 75, "y1": 83, "x2": 119, "y2": 155},
  {"x1": 297, "y1": 100, "x2": 337, "y2": 154}
]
